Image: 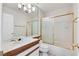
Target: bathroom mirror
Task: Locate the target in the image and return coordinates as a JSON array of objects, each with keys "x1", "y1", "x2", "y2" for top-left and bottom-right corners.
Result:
[
  {"x1": 27, "y1": 7, "x2": 40, "y2": 36},
  {"x1": 2, "y1": 3, "x2": 40, "y2": 42}
]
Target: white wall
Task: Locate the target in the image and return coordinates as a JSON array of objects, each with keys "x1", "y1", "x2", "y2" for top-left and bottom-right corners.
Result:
[
  {"x1": 0, "y1": 3, "x2": 2, "y2": 51},
  {"x1": 0, "y1": 3, "x2": 3, "y2": 55}
]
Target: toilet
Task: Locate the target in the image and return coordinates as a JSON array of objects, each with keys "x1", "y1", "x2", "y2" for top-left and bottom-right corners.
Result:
[{"x1": 39, "y1": 43, "x2": 49, "y2": 56}]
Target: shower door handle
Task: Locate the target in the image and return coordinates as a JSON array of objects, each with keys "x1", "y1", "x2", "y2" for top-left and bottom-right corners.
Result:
[{"x1": 72, "y1": 43, "x2": 79, "y2": 48}]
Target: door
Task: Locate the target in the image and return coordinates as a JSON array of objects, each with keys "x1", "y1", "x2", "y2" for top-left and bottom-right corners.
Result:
[{"x1": 2, "y1": 13, "x2": 14, "y2": 41}]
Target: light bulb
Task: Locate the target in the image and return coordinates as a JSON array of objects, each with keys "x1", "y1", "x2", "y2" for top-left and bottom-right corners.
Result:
[
  {"x1": 28, "y1": 9, "x2": 31, "y2": 13},
  {"x1": 18, "y1": 3, "x2": 22, "y2": 9},
  {"x1": 32, "y1": 7, "x2": 35, "y2": 11},
  {"x1": 22, "y1": 3, "x2": 26, "y2": 5},
  {"x1": 27, "y1": 4, "x2": 31, "y2": 8},
  {"x1": 23, "y1": 6, "x2": 27, "y2": 11}
]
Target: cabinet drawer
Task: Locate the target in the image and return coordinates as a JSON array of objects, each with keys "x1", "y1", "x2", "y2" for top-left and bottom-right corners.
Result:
[{"x1": 17, "y1": 44, "x2": 39, "y2": 56}]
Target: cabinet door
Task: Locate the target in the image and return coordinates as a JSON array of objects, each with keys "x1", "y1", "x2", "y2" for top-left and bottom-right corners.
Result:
[
  {"x1": 54, "y1": 14, "x2": 73, "y2": 49},
  {"x1": 29, "y1": 49, "x2": 39, "y2": 56}
]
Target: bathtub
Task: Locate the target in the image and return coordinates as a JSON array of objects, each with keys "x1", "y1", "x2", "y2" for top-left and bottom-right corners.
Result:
[{"x1": 40, "y1": 42, "x2": 75, "y2": 56}]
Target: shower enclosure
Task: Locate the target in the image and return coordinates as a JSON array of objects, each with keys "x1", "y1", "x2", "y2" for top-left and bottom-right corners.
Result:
[{"x1": 41, "y1": 13, "x2": 74, "y2": 50}]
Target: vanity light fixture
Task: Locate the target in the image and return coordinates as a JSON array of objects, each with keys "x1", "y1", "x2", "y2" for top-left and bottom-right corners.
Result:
[
  {"x1": 32, "y1": 7, "x2": 36, "y2": 11},
  {"x1": 27, "y1": 4, "x2": 32, "y2": 9},
  {"x1": 18, "y1": 3, "x2": 36, "y2": 13},
  {"x1": 28, "y1": 9, "x2": 31, "y2": 13},
  {"x1": 18, "y1": 3, "x2": 22, "y2": 9},
  {"x1": 23, "y1": 6, "x2": 27, "y2": 11}
]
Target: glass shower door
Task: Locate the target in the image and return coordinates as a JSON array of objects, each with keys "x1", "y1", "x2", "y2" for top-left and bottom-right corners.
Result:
[
  {"x1": 42, "y1": 18, "x2": 54, "y2": 44},
  {"x1": 41, "y1": 14, "x2": 74, "y2": 50},
  {"x1": 53, "y1": 14, "x2": 73, "y2": 49}
]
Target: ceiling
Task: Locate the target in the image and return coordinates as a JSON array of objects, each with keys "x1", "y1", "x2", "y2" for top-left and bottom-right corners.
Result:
[
  {"x1": 3, "y1": 3, "x2": 73, "y2": 15},
  {"x1": 36, "y1": 3, "x2": 73, "y2": 13}
]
